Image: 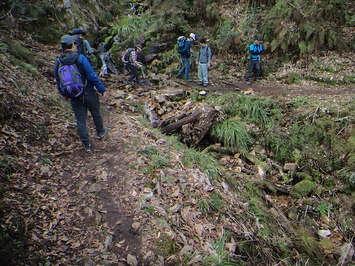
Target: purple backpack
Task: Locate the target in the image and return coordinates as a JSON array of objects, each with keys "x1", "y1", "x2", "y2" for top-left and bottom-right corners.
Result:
[{"x1": 58, "y1": 59, "x2": 85, "y2": 98}]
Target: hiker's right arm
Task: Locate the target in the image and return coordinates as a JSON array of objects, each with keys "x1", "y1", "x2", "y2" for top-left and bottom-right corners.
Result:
[
  {"x1": 79, "y1": 55, "x2": 106, "y2": 94},
  {"x1": 54, "y1": 60, "x2": 60, "y2": 89}
]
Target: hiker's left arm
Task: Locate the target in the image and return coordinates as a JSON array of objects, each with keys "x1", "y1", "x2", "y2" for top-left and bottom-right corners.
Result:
[
  {"x1": 80, "y1": 55, "x2": 106, "y2": 94},
  {"x1": 208, "y1": 47, "x2": 212, "y2": 63},
  {"x1": 84, "y1": 40, "x2": 94, "y2": 55}
]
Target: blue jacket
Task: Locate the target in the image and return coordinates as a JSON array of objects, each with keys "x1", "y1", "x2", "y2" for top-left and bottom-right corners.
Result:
[
  {"x1": 249, "y1": 43, "x2": 263, "y2": 61},
  {"x1": 54, "y1": 51, "x2": 106, "y2": 95},
  {"x1": 180, "y1": 39, "x2": 192, "y2": 58}
]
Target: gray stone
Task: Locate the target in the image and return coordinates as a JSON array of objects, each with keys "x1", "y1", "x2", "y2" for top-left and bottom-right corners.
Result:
[
  {"x1": 283, "y1": 163, "x2": 298, "y2": 171},
  {"x1": 87, "y1": 183, "x2": 102, "y2": 193}
]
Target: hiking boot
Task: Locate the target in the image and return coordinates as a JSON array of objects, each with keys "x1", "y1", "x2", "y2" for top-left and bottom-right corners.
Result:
[
  {"x1": 97, "y1": 127, "x2": 108, "y2": 140},
  {"x1": 84, "y1": 143, "x2": 92, "y2": 153},
  {"x1": 197, "y1": 81, "x2": 203, "y2": 85},
  {"x1": 186, "y1": 79, "x2": 193, "y2": 82},
  {"x1": 203, "y1": 83, "x2": 208, "y2": 87},
  {"x1": 245, "y1": 81, "x2": 251, "y2": 85}
]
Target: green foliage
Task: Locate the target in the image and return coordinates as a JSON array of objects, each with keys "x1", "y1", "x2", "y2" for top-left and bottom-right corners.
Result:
[
  {"x1": 294, "y1": 226, "x2": 322, "y2": 260},
  {"x1": 199, "y1": 191, "x2": 225, "y2": 213},
  {"x1": 338, "y1": 168, "x2": 355, "y2": 188},
  {"x1": 260, "y1": 0, "x2": 350, "y2": 57},
  {"x1": 287, "y1": 97, "x2": 311, "y2": 108},
  {"x1": 248, "y1": 197, "x2": 270, "y2": 236},
  {"x1": 209, "y1": 191, "x2": 224, "y2": 210},
  {"x1": 207, "y1": 94, "x2": 279, "y2": 127},
  {"x1": 140, "y1": 146, "x2": 171, "y2": 169},
  {"x1": 39, "y1": 157, "x2": 52, "y2": 166},
  {"x1": 142, "y1": 204, "x2": 156, "y2": 213},
  {"x1": 211, "y1": 117, "x2": 252, "y2": 154},
  {"x1": 0, "y1": 41, "x2": 9, "y2": 53},
  {"x1": 203, "y1": 232, "x2": 238, "y2": 265},
  {"x1": 315, "y1": 201, "x2": 332, "y2": 215},
  {"x1": 167, "y1": 135, "x2": 185, "y2": 150},
  {"x1": 113, "y1": 15, "x2": 151, "y2": 41},
  {"x1": 182, "y1": 149, "x2": 220, "y2": 179},
  {"x1": 198, "y1": 198, "x2": 210, "y2": 213},
  {"x1": 155, "y1": 232, "x2": 176, "y2": 257},
  {"x1": 7, "y1": 41, "x2": 33, "y2": 63},
  {"x1": 268, "y1": 115, "x2": 348, "y2": 172},
  {"x1": 214, "y1": 18, "x2": 240, "y2": 53},
  {"x1": 285, "y1": 72, "x2": 301, "y2": 84},
  {"x1": 290, "y1": 179, "x2": 316, "y2": 198}
]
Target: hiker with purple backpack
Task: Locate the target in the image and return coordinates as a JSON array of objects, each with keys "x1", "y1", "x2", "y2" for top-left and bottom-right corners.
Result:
[{"x1": 54, "y1": 35, "x2": 108, "y2": 153}]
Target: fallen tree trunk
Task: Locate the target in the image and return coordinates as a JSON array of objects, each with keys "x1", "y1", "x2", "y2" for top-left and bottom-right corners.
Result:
[
  {"x1": 160, "y1": 103, "x2": 218, "y2": 145},
  {"x1": 161, "y1": 107, "x2": 201, "y2": 133}
]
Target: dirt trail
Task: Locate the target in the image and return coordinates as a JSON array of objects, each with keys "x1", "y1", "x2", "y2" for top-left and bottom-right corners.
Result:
[
  {"x1": 186, "y1": 77, "x2": 354, "y2": 98},
  {"x1": 67, "y1": 112, "x2": 149, "y2": 263}
]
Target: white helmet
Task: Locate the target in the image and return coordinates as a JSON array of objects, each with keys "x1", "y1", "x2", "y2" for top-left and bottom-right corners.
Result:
[{"x1": 189, "y1": 33, "x2": 196, "y2": 40}]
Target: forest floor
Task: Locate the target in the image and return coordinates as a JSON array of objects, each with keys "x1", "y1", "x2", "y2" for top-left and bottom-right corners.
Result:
[{"x1": 1, "y1": 37, "x2": 354, "y2": 265}]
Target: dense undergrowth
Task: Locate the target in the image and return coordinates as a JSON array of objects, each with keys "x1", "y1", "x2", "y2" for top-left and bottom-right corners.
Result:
[{"x1": 204, "y1": 93, "x2": 354, "y2": 187}]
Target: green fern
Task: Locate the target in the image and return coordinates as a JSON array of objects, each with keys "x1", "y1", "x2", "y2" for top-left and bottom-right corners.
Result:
[
  {"x1": 211, "y1": 117, "x2": 252, "y2": 154},
  {"x1": 182, "y1": 149, "x2": 220, "y2": 180}
]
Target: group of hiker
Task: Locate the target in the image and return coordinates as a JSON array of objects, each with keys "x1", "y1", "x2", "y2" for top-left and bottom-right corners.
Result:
[
  {"x1": 54, "y1": 29, "x2": 263, "y2": 152},
  {"x1": 176, "y1": 33, "x2": 263, "y2": 86}
]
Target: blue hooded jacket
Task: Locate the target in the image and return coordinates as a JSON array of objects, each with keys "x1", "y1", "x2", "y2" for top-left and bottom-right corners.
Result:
[
  {"x1": 179, "y1": 39, "x2": 192, "y2": 58},
  {"x1": 54, "y1": 51, "x2": 106, "y2": 95},
  {"x1": 249, "y1": 43, "x2": 263, "y2": 61}
]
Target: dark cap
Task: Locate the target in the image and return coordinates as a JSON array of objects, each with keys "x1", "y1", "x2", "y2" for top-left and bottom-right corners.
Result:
[
  {"x1": 255, "y1": 36, "x2": 262, "y2": 41},
  {"x1": 199, "y1": 38, "x2": 206, "y2": 44},
  {"x1": 71, "y1": 28, "x2": 86, "y2": 35},
  {"x1": 60, "y1": 35, "x2": 76, "y2": 45}
]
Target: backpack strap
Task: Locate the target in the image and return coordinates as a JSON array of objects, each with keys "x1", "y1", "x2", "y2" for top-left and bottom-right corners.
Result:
[{"x1": 74, "y1": 55, "x2": 88, "y2": 88}]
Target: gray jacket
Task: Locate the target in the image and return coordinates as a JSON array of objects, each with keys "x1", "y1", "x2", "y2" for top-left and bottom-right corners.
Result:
[{"x1": 197, "y1": 45, "x2": 212, "y2": 64}]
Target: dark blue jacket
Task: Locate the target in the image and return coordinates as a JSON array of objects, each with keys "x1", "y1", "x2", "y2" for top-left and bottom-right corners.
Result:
[
  {"x1": 180, "y1": 39, "x2": 192, "y2": 58},
  {"x1": 54, "y1": 51, "x2": 106, "y2": 95}
]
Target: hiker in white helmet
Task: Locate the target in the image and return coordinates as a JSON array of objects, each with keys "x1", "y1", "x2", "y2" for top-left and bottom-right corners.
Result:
[{"x1": 176, "y1": 33, "x2": 196, "y2": 82}]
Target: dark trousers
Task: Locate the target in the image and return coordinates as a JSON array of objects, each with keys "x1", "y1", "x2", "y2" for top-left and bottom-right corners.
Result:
[
  {"x1": 71, "y1": 92, "x2": 104, "y2": 146},
  {"x1": 126, "y1": 63, "x2": 140, "y2": 83},
  {"x1": 246, "y1": 60, "x2": 261, "y2": 81}
]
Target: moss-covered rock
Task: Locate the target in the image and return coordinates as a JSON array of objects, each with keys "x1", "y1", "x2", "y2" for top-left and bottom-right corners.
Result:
[
  {"x1": 296, "y1": 172, "x2": 313, "y2": 181},
  {"x1": 7, "y1": 41, "x2": 34, "y2": 64},
  {"x1": 291, "y1": 179, "x2": 317, "y2": 198}
]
